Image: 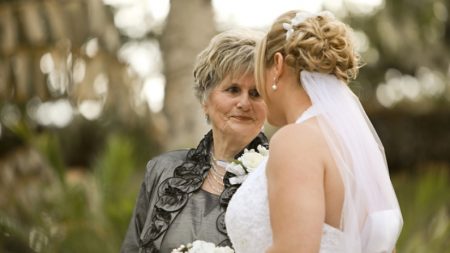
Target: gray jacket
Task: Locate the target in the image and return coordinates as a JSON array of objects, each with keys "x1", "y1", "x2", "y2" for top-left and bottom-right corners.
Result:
[
  {"x1": 121, "y1": 150, "x2": 188, "y2": 253},
  {"x1": 120, "y1": 131, "x2": 269, "y2": 253}
]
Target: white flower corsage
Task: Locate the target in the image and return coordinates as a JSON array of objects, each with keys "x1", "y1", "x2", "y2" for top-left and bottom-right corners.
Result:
[
  {"x1": 217, "y1": 145, "x2": 268, "y2": 185},
  {"x1": 171, "y1": 240, "x2": 234, "y2": 253}
]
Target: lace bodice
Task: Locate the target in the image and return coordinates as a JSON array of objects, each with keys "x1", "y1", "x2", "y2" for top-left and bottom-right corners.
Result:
[{"x1": 225, "y1": 157, "x2": 344, "y2": 253}]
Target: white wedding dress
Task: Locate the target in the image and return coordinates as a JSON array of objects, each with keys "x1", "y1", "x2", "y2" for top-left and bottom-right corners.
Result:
[{"x1": 225, "y1": 107, "x2": 402, "y2": 253}]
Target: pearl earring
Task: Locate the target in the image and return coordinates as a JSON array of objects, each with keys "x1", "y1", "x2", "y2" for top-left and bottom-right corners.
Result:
[{"x1": 272, "y1": 77, "x2": 278, "y2": 91}]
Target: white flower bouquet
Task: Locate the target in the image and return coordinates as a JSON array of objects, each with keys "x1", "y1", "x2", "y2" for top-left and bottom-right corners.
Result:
[
  {"x1": 171, "y1": 240, "x2": 234, "y2": 253},
  {"x1": 217, "y1": 145, "x2": 268, "y2": 185}
]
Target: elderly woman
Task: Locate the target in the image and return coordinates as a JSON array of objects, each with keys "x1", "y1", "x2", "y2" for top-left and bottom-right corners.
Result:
[{"x1": 120, "y1": 29, "x2": 268, "y2": 253}]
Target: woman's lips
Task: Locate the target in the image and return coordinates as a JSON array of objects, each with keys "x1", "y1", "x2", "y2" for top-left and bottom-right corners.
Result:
[{"x1": 232, "y1": 115, "x2": 253, "y2": 121}]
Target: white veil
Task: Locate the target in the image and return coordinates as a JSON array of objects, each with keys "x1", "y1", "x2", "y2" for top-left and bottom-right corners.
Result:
[{"x1": 300, "y1": 71, "x2": 403, "y2": 253}]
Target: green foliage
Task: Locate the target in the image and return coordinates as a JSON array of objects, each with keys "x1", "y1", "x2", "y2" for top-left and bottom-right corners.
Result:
[
  {"x1": 0, "y1": 133, "x2": 143, "y2": 253},
  {"x1": 93, "y1": 134, "x2": 141, "y2": 241},
  {"x1": 32, "y1": 132, "x2": 66, "y2": 183},
  {"x1": 45, "y1": 133, "x2": 142, "y2": 253},
  {"x1": 0, "y1": 217, "x2": 34, "y2": 253},
  {"x1": 394, "y1": 165, "x2": 450, "y2": 253}
]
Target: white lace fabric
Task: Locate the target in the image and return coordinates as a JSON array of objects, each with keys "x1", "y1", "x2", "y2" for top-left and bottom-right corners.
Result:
[{"x1": 225, "y1": 158, "x2": 272, "y2": 253}]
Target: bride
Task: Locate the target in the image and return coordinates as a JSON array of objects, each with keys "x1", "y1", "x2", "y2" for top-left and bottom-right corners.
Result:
[{"x1": 225, "y1": 10, "x2": 403, "y2": 253}]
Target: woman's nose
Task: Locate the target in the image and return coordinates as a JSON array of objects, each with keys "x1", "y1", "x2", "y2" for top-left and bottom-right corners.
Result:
[{"x1": 237, "y1": 93, "x2": 250, "y2": 110}]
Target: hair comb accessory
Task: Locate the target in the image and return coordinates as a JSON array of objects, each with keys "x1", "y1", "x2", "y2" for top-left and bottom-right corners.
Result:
[{"x1": 282, "y1": 11, "x2": 336, "y2": 41}]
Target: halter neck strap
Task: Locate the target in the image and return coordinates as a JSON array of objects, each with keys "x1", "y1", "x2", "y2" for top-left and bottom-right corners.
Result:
[{"x1": 295, "y1": 106, "x2": 318, "y2": 124}]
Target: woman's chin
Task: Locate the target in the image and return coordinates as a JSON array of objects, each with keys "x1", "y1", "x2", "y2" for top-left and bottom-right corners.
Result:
[{"x1": 228, "y1": 124, "x2": 261, "y2": 139}]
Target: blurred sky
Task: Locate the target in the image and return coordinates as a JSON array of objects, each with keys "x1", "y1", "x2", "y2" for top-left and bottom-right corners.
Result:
[{"x1": 146, "y1": 0, "x2": 384, "y2": 28}]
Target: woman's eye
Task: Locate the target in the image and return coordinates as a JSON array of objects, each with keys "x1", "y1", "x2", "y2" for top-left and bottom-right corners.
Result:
[
  {"x1": 249, "y1": 89, "x2": 260, "y2": 98},
  {"x1": 226, "y1": 86, "x2": 240, "y2": 94}
]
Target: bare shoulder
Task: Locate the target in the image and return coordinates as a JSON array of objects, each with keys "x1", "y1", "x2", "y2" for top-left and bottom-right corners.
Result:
[
  {"x1": 267, "y1": 119, "x2": 329, "y2": 180},
  {"x1": 269, "y1": 119, "x2": 325, "y2": 157}
]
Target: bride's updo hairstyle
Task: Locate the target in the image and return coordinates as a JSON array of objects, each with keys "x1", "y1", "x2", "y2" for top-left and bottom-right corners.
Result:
[{"x1": 256, "y1": 10, "x2": 360, "y2": 93}]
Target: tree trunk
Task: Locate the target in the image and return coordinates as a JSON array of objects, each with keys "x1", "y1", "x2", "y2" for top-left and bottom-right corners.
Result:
[{"x1": 161, "y1": 0, "x2": 215, "y2": 150}]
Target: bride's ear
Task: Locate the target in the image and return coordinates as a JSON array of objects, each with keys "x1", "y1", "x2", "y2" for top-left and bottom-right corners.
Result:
[{"x1": 273, "y1": 52, "x2": 285, "y2": 76}]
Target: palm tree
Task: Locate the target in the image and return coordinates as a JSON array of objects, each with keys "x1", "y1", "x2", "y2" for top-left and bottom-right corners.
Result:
[{"x1": 161, "y1": 0, "x2": 215, "y2": 149}]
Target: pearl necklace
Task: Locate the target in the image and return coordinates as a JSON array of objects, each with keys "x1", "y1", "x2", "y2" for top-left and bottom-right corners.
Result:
[
  {"x1": 205, "y1": 152, "x2": 227, "y2": 194},
  {"x1": 206, "y1": 175, "x2": 223, "y2": 195}
]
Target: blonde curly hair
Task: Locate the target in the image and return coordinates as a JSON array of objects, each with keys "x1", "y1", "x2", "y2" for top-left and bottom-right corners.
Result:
[{"x1": 256, "y1": 10, "x2": 360, "y2": 94}]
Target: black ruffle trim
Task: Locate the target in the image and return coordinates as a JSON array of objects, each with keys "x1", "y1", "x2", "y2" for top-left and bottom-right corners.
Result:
[{"x1": 140, "y1": 130, "x2": 269, "y2": 250}]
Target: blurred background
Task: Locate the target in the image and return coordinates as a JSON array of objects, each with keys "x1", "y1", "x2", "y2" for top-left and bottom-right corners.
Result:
[{"x1": 0, "y1": 0, "x2": 449, "y2": 252}]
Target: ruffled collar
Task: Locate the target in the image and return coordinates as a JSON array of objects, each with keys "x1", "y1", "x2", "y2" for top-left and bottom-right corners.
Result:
[{"x1": 140, "y1": 130, "x2": 269, "y2": 250}]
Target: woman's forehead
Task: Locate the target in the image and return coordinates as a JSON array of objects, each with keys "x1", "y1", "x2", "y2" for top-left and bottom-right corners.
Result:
[{"x1": 220, "y1": 72, "x2": 255, "y2": 85}]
